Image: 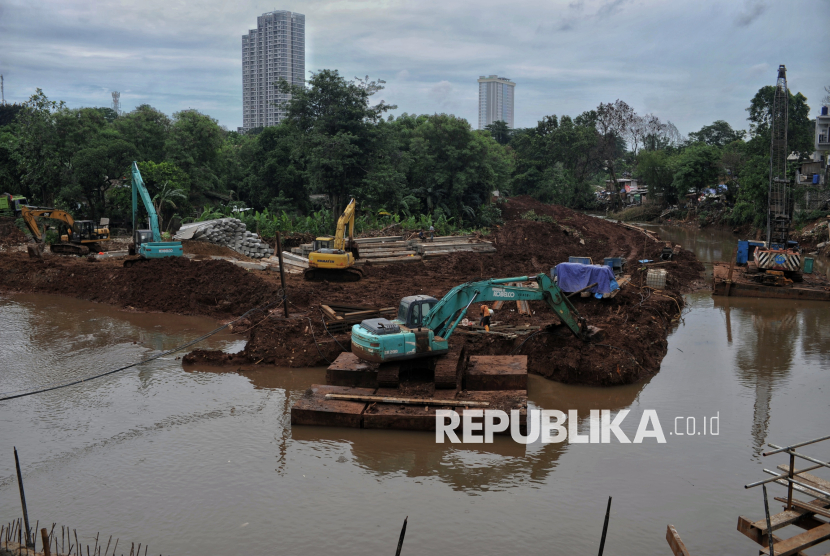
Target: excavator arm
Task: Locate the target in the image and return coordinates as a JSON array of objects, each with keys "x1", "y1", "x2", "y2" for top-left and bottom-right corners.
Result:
[
  {"x1": 333, "y1": 198, "x2": 356, "y2": 251},
  {"x1": 20, "y1": 206, "x2": 76, "y2": 243},
  {"x1": 424, "y1": 273, "x2": 590, "y2": 342},
  {"x1": 131, "y1": 162, "x2": 161, "y2": 242}
]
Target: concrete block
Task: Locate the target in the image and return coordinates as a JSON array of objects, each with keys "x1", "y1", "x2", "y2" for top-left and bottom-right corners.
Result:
[
  {"x1": 291, "y1": 384, "x2": 376, "y2": 428},
  {"x1": 326, "y1": 352, "x2": 378, "y2": 387},
  {"x1": 465, "y1": 355, "x2": 527, "y2": 392},
  {"x1": 234, "y1": 261, "x2": 266, "y2": 271}
]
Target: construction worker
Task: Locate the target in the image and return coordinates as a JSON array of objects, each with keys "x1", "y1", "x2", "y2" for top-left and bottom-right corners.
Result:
[
  {"x1": 480, "y1": 304, "x2": 492, "y2": 332},
  {"x1": 429, "y1": 225, "x2": 435, "y2": 242}
]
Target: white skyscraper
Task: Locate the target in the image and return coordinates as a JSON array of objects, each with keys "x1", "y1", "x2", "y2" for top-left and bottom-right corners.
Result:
[
  {"x1": 478, "y1": 75, "x2": 515, "y2": 129},
  {"x1": 242, "y1": 10, "x2": 305, "y2": 131}
]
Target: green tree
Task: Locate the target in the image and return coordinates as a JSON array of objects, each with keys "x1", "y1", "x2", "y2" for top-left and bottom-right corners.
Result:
[
  {"x1": 115, "y1": 105, "x2": 171, "y2": 162},
  {"x1": 484, "y1": 120, "x2": 511, "y2": 145},
  {"x1": 671, "y1": 143, "x2": 720, "y2": 198},
  {"x1": 688, "y1": 120, "x2": 746, "y2": 147},
  {"x1": 152, "y1": 181, "x2": 188, "y2": 232},
  {"x1": 14, "y1": 89, "x2": 67, "y2": 205},
  {"x1": 637, "y1": 149, "x2": 679, "y2": 203},
  {"x1": 746, "y1": 86, "x2": 813, "y2": 158},
  {"x1": 165, "y1": 109, "x2": 225, "y2": 196},
  {"x1": 279, "y1": 70, "x2": 396, "y2": 227},
  {"x1": 67, "y1": 139, "x2": 138, "y2": 220}
]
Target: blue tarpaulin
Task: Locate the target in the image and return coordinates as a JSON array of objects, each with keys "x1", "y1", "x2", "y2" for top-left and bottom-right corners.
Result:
[{"x1": 552, "y1": 263, "x2": 617, "y2": 295}]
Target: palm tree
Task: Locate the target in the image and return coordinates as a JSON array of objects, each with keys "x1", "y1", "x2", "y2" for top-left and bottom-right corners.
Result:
[{"x1": 152, "y1": 181, "x2": 187, "y2": 232}]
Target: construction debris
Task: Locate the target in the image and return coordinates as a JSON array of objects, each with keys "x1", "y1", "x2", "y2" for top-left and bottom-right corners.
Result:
[{"x1": 175, "y1": 218, "x2": 274, "y2": 259}]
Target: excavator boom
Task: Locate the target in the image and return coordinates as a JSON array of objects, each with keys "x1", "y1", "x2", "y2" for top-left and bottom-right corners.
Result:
[{"x1": 351, "y1": 273, "x2": 597, "y2": 363}]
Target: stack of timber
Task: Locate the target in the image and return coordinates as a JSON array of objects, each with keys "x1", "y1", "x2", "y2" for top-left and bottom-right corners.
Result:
[
  {"x1": 289, "y1": 234, "x2": 495, "y2": 265},
  {"x1": 409, "y1": 234, "x2": 496, "y2": 259},
  {"x1": 456, "y1": 322, "x2": 541, "y2": 339},
  {"x1": 264, "y1": 251, "x2": 308, "y2": 274},
  {"x1": 320, "y1": 303, "x2": 396, "y2": 334}
]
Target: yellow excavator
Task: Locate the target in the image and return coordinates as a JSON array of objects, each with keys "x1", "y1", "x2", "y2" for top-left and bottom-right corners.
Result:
[
  {"x1": 304, "y1": 198, "x2": 363, "y2": 282},
  {"x1": 19, "y1": 204, "x2": 111, "y2": 257}
]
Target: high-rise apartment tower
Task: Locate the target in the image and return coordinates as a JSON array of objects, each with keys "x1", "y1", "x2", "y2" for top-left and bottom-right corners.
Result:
[
  {"x1": 477, "y1": 75, "x2": 515, "y2": 129},
  {"x1": 242, "y1": 10, "x2": 305, "y2": 131}
]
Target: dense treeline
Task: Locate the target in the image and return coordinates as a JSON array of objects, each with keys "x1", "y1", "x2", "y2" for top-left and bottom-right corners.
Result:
[{"x1": 0, "y1": 69, "x2": 821, "y2": 237}]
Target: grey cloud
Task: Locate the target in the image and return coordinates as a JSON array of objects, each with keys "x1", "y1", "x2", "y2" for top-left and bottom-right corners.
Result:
[
  {"x1": 735, "y1": 1, "x2": 767, "y2": 26},
  {"x1": 2, "y1": 0, "x2": 829, "y2": 134}
]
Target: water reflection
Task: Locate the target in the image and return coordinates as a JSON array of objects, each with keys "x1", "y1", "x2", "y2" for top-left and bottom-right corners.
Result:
[
  {"x1": 713, "y1": 297, "x2": 804, "y2": 457},
  {"x1": 286, "y1": 374, "x2": 647, "y2": 492}
]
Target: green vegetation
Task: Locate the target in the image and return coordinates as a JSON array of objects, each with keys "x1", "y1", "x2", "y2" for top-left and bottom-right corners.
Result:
[
  {"x1": 520, "y1": 210, "x2": 554, "y2": 224},
  {"x1": 0, "y1": 71, "x2": 820, "y2": 237}
]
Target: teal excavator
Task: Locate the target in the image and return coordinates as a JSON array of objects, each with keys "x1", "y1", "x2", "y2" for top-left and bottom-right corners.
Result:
[
  {"x1": 351, "y1": 273, "x2": 600, "y2": 363},
  {"x1": 123, "y1": 162, "x2": 183, "y2": 267}
]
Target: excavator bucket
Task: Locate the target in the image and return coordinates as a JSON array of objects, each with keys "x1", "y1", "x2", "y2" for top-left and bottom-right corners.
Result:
[{"x1": 27, "y1": 243, "x2": 44, "y2": 260}]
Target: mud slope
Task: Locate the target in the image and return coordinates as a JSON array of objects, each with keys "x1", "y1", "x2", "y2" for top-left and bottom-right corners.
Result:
[
  {"x1": 0, "y1": 255, "x2": 281, "y2": 318},
  {"x1": 188, "y1": 197, "x2": 705, "y2": 385}
]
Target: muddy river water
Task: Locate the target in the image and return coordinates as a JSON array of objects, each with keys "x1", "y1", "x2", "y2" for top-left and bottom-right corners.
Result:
[{"x1": 1, "y1": 225, "x2": 828, "y2": 555}]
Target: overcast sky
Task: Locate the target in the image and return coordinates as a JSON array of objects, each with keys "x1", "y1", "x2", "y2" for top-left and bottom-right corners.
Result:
[{"x1": 1, "y1": 0, "x2": 828, "y2": 135}]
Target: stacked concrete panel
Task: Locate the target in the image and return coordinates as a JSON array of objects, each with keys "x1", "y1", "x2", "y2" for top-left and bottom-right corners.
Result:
[{"x1": 175, "y1": 218, "x2": 274, "y2": 259}]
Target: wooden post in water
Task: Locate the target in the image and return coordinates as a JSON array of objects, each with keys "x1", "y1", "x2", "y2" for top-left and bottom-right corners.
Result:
[
  {"x1": 395, "y1": 516, "x2": 408, "y2": 556},
  {"x1": 41, "y1": 528, "x2": 51, "y2": 556},
  {"x1": 13, "y1": 447, "x2": 33, "y2": 548},
  {"x1": 598, "y1": 496, "x2": 612, "y2": 556},
  {"x1": 725, "y1": 248, "x2": 738, "y2": 297},
  {"x1": 275, "y1": 231, "x2": 290, "y2": 318}
]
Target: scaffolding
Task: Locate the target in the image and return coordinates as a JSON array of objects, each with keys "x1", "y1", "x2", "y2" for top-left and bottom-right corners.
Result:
[
  {"x1": 768, "y1": 65, "x2": 790, "y2": 247},
  {"x1": 740, "y1": 434, "x2": 830, "y2": 555}
]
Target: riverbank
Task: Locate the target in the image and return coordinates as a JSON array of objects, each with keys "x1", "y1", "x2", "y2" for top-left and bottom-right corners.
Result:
[{"x1": 0, "y1": 197, "x2": 704, "y2": 386}]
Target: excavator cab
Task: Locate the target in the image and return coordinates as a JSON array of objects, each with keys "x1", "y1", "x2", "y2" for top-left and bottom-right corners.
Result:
[
  {"x1": 396, "y1": 296, "x2": 439, "y2": 329},
  {"x1": 312, "y1": 236, "x2": 340, "y2": 253}
]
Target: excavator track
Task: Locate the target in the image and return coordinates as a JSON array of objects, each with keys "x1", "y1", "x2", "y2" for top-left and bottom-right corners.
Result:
[
  {"x1": 303, "y1": 267, "x2": 364, "y2": 282},
  {"x1": 50, "y1": 243, "x2": 89, "y2": 256}
]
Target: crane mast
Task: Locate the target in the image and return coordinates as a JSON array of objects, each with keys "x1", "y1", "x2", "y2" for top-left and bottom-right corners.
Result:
[
  {"x1": 752, "y1": 64, "x2": 801, "y2": 280},
  {"x1": 768, "y1": 65, "x2": 790, "y2": 246}
]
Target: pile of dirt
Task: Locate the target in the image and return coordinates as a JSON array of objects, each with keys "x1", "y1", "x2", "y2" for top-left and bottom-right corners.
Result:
[
  {"x1": 226, "y1": 197, "x2": 704, "y2": 385},
  {"x1": 0, "y1": 196, "x2": 706, "y2": 385},
  {"x1": 0, "y1": 255, "x2": 282, "y2": 317},
  {"x1": 0, "y1": 217, "x2": 27, "y2": 248}
]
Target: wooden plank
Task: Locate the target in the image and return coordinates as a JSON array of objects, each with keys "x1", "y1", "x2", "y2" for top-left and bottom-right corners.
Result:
[
  {"x1": 324, "y1": 393, "x2": 489, "y2": 407},
  {"x1": 321, "y1": 305, "x2": 338, "y2": 320},
  {"x1": 344, "y1": 309, "x2": 379, "y2": 318},
  {"x1": 666, "y1": 525, "x2": 691, "y2": 556},
  {"x1": 369, "y1": 256, "x2": 423, "y2": 264},
  {"x1": 737, "y1": 516, "x2": 810, "y2": 553},
  {"x1": 752, "y1": 510, "x2": 805, "y2": 533},
  {"x1": 775, "y1": 497, "x2": 830, "y2": 520},
  {"x1": 759, "y1": 522, "x2": 830, "y2": 556}
]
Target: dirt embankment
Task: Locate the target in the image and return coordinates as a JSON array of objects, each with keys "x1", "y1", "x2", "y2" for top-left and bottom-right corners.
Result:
[
  {"x1": 0, "y1": 255, "x2": 282, "y2": 318},
  {"x1": 0, "y1": 197, "x2": 705, "y2": 385}
]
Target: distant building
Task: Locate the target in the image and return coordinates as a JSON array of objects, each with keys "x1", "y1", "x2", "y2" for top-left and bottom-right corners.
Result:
[
  {"x1": 242, "y1": 10, "x2": 305, "y2": 131},
  {"x1": 477, "y1": 75, "x2": 515, "y2": 130}
]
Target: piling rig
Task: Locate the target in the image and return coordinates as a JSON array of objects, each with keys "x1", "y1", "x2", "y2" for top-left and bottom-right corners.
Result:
[{"x1": 752, "y1": 65, "x2": 801, "y2": 286}]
